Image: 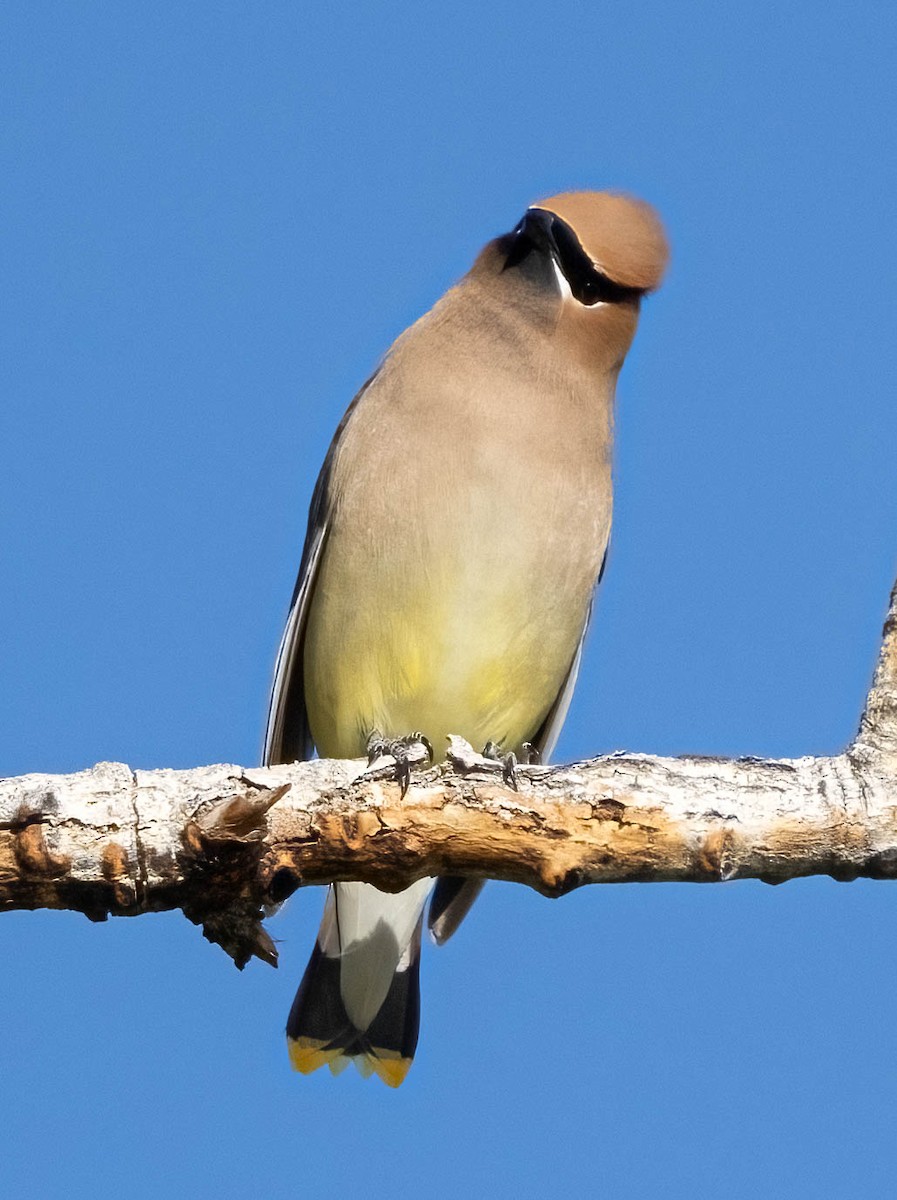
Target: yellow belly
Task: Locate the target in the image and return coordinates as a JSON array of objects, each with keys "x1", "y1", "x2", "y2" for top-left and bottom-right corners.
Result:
[{"x1": 303, "y1": 558, "x2": 584, "y2": 760}]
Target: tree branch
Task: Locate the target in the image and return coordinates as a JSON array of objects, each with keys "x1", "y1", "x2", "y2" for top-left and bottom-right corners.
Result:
[{"x1": 3, "y1": 575, "x2": 896, "y2": 968}]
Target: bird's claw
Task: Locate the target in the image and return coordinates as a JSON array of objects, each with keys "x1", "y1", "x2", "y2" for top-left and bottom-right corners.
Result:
[
  {"x1": 482, "y1": 741, "x2": 519, "y2": 792},
  {"x1": 365, "y1": 730, "x2": 433, "y2": 798}
]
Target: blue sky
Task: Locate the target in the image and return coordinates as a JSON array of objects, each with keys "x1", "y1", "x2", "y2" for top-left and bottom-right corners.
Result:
[{"x1": 3, "y1": 3, "x2": 897, "y2": 1197}]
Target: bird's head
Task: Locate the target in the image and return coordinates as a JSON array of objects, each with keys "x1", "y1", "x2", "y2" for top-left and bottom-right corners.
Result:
[
  {"x1": 526, "y1": 190, "x2": 668, "y2": 297},
  {"x1": 488, "y1": 190, "x2": 668, "y2": 369}
]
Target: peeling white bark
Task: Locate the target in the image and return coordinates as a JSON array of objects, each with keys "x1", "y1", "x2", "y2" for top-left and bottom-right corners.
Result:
[{"x1": 2, "y1": 578, "x2": 895, "y2": 967}]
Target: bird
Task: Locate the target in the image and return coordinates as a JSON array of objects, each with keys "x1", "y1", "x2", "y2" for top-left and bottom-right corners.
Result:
[{"x1": 264, "y1": 190, "x2": 668, "y2": 1086}]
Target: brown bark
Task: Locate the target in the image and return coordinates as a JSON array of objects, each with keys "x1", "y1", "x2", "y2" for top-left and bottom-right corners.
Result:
[{"x1": 2, "y1": 577, "x2": 895, "y2": 969}]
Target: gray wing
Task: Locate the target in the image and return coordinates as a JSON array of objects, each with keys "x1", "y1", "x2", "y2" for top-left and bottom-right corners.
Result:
[
  {"x1": 428, "y1": 559, "x2": 604, "y2": 945},
  {"x1": 262, "y1": 373, "x2": 379, "y2": 767},
  {"x1": 531, "y1": 548, "x2": 605, "y2": 762},
  {"x1": 528, "y1": 595, "x2": 593, "y2": 762}
]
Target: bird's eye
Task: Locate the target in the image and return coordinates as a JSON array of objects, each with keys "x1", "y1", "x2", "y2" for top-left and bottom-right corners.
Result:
[
  {"x1": 550, "y1": 217, "x2": 642, "y2": 307},
  {"x1": 578, "y1": 277, "x2": 601, "y2": 302}
]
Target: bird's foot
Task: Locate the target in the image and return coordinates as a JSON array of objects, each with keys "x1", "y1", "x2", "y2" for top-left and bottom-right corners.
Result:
[
  {"x1": 445, "y1": 736, "x2": 542, "y2": 789},
  {"x1": 365, "y1": 730, "x2": 434, "y2": 798},
  {"x1": 482, "y1": 741, "x2": 520, "y2": 791}
]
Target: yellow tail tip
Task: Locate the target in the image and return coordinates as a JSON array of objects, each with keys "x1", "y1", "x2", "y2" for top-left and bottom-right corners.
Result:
[
  {"x1": 287, "y1": 1037, "x2": 344, "y2": 1075},
  {"x1": 369, "y1": 1052, "x2": 413, "y2": 1088},
  {"x1": 287, "y1": 1038, "x2": 413, "y2": 1086}
]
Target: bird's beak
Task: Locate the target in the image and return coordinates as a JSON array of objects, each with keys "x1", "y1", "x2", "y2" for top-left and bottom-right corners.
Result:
[{"x1": 518, "y1": 207, "x2": 559, "y2": 261}]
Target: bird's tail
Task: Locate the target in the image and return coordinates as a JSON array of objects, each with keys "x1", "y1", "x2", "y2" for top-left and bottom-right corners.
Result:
[{"x1": 286, "y1": 879, "x2": 431, "y2": 1088}]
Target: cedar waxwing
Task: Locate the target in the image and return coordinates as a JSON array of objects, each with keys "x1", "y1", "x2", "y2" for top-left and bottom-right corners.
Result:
[{"x1": 264, "y1": 190, "x2": 668, "y2": 1086}]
